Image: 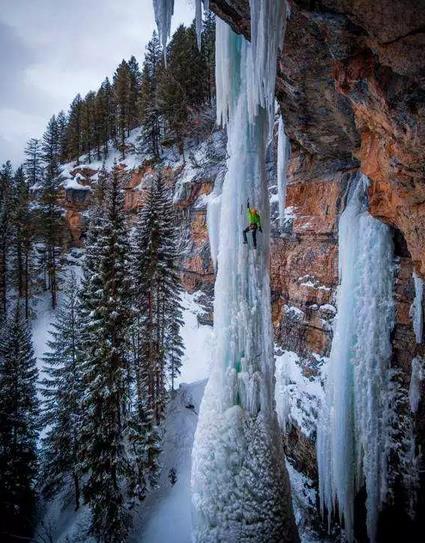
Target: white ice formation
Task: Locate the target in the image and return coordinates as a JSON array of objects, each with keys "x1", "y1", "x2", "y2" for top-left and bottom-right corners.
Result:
[
  {"x1": 277, "y1": 114, "x2": 289, "y2": 229},
  {"x1": 411, "y1": 272, "x2": 424, "y2": 344},
  {"x1": 409, "y1": 356, "x2": 424, "y2": 413},
  {"x1": 317, "y1": 175, "x2": 395, "y2": 543},
  {"x1": 152, "y1": 0, "x2": 174, "y2": 58},
  {"x1": 192, "y1": 2, "x2": 298, "y2": 542}
]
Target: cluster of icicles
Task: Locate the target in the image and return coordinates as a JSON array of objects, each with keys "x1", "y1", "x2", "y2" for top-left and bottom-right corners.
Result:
[
  {"x1": 151, "y1": 2, "x2": 422, "y2": 543},
  {"x1": 153, "y1": 1, "x2": 299, "y2": 541}
]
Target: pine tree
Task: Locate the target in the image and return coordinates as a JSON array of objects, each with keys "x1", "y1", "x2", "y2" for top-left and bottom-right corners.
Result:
[
  {"x1": 10, "y1": 166, "x2": 36, "y2": 318},
  {"x1": 131, "y1": 174, "x2": 184, "y2": 423},
  {"x1": 56, "y1": 110, "x2": 69, "y2": 163},
  {"x1": 139, "y1": 32, "x2": 163, "y2": 158},
  {"x1": 113, "y1": 60, "x2": 132, "y2": 158},
  {"x1": 40, "y1": 271, "x2": 83, "y2": 511},
  {"x1": 0, "y1": 161, "x2": 13, "y2": 318},
  {"x1": 0, "y1": 304, "x2": 39, "y2": 542},
  {"x1": 79, "y1": 164, "x2": 134, "y2": 542},
  {"x1": 41, "y1": 115, "x2": 60, "y2": 180},
  {"x1": 38, "y1": 168, "x2": 64, "y2": 309},
  {"x1": 24, "y1": 138, "x2": 43, "y2": 188},
  {"x1": 158, "y1": 23, "x2": 210, "y2": 154},
  {"x1": 128, "y1": 55, "x2": 142, "y2": 131},
  {"x1": 95, "y1": 78, "x2": 115, "y2": 159},
  {"x1": 81, "y1": 91, "x2": 96, "y2": 162},
  {"x1": 66, "y1": 94, "x2": 84, "y2": 163},
  {"x1": 202, "y1": 10, "x2": 216, "y2": 104}
]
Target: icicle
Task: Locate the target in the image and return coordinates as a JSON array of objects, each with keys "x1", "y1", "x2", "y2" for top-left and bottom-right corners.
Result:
[
  {"x1": 152, "y1": 0, "x2": 175, "y2": 61},
  {"x1": 195, "y1": 0, "x2": 203, "y2": 50},
  {"x1": 410, "y1": 273, "x2": 424, "y2": 343},
  {"x1": 207, "y1": 172, "x2": 224, "y2": 270},
  {"x1": 317, "y1": 174, "x2": 395, "y2": 543},
  {"x1": 277, "y1": 114, "x2": 288, "y2": 230},
  {"x1": 192, "y1": 4, "x2": 298, "y2": 541},
  {"x1": 409, "y1": 356, "x2": 424, "y2": 413},
  {"x1": 215, "y1": 17, "x2": 242, "y2": 126},
  {"x1": 248, "y1": 0, "x2": 287, "y2": 129}
]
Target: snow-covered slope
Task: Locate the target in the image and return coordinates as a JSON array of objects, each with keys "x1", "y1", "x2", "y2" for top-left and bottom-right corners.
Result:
[{"x1": 34, "y1": 288, "x2": 212, "y2": 542}]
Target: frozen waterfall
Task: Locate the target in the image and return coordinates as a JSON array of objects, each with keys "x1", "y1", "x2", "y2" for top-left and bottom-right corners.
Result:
[
  {"x1": 317, "y1": 175, "x2": 395, "y2": 543},
  {"x1": 277, "y1": 115, "x2": 289, "y2": 229},
  {"x1": 192, "y1": 2, "x2": 298, "y2": 541},
  {"x1": 152, "y1": 0, "x2": 174, "y2": 58},
  {"x1": 411, "y1": 273, "x2": 424, "y2": 344}
]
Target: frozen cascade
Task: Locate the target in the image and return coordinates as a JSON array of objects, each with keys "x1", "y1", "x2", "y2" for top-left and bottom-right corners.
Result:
[
  {"x1": 410, "y1": 273, "x2": 424, "y2": 344},
  {"x1": 192, "y1": 3, "x2": 298, "y2": 542},
  {"x1": 317, "y1": 175, "x2": 395, "y2": 543},
  {"x1": 206, "y1": 172, "x2": 223, "y2": 270},
  {"x1": 409, "y1": 356, "x2": 424, "y2": 413},
  {"x1": 195, "y1": 0, "x2": 203, "y2": 50},
  {"x1": 152, "y1": 0, "x2": 174, "y2": 57},
  {"x1": 277, "y1": 115, "x2": 289, "y2": 229}
]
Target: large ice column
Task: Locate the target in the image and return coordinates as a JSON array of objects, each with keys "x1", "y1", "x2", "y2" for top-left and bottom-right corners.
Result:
[
  {"x1": 192, "y1": 4, "x2": 298, "y2": 542},
  {"x1": 411, "y1": 273, "x2": 424, "y2": 344},
  {"x1": 152, "y1": 0, "x2": 174, "y2": 55},
  {"x1": 317, "y1": 175, "x2": 395, "y2": 543},
  {"x1": 277, "y1": 115, "x2": 289, "y2": 229},
  {"x1": 409, "y1": 356, "x2": 424, "y2": 413}
]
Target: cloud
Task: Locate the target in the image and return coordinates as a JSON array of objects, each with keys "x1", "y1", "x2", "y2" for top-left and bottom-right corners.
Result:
[{"x1": 0, "y1": 0, "x2": 196, "y2": 165}]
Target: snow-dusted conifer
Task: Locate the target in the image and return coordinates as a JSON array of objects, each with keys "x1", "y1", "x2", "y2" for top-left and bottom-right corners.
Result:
[
  {"x1": 0, "y1": 161, "x2": 13, "y2": 318},
  {"x1": 24, "y1": 138, "x2": 43, "y2": 188},
  {"x1": 40, "y1": 271, "x2": 83, "y2": 510},
  {"x1": 78, "y1": 163, "x2": 133, "y2": 542},
  {"x1": 0, "y1": 304, "x2": 39, "y2": 541},
  {"x1": 131, "y1": 173, "x2": 184, "y2": 423}
]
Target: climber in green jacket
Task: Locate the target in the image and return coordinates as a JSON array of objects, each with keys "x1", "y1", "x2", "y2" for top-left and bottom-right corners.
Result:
[{"x1": 243, "y1": 199, "x2": 262, "y2": 249}]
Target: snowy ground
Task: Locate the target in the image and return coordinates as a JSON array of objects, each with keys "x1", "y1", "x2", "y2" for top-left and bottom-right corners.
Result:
[
  {"x1": 33, "y1": 287, "x2": 213, "y2": 543},
  {"x1": 32, "y1": 275, "x2": 319, "y2": 542}
]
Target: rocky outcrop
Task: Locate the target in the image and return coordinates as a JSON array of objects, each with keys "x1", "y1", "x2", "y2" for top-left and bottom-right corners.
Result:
[
  {"x1": 211, "y1": 0, "x2": 425, "y2": 537},
  {"x1": 211, "y1": 0, "x2": 425, "y2": 278},
  {"x1": 61, "y1": 129, "x2": 226, "y2": 295}
]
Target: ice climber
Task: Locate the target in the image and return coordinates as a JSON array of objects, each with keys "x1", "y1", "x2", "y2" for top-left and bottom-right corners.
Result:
[{"x1": 243, "y1": 200, "x2": 262, "y2": 249}]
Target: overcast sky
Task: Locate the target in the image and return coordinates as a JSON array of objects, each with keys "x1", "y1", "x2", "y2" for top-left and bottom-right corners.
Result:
[{"x1": 0, "y1": 0, "x2": 195, "y2": 166}]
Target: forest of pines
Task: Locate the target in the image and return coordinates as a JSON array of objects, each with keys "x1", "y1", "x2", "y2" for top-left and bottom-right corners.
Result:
[{"x1": 0, "y1": 16, "x2": 215, "y2": 543}]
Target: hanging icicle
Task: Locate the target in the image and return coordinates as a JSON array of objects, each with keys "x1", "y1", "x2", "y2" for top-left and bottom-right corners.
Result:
[
  {"x1": 152, "y1": 0, "x2": 175, "y2": 61},
  {"x1": 195, "y1": 0, "x2": 203, "y2": 50},
  {"x1": 409, "y1": 356, "x2": 424, "y2": 413},
  {"x1": 277, "y1": 114, "x2": 289, "y2": 230},
  {"x1": 317, "y1": 174, "x2": 395, "y2": 543},
  {"x1": 192, "y1": 2, "x2": 298, "y2": 542},
  {"x1": 410, "y1": 272, "x2": 424, "y2": 344}
]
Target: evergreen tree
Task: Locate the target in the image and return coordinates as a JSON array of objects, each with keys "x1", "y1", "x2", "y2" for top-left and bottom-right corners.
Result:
[
  {"x1": 24, "y1": 138, "x2": 43, "y2": 188},
  {"x1": 128, "y1": 55, "x2": 142, "y2": 131},
  {"x1": 56, "y1": 110, "x2": 69, "y2": 163},
  {"x1": 79, "y1": 164, "x2": 134, "y2": 542},
  {"x1": 81, "y1": 91, "x2": 96, "y2": 162},
  {"x1": 131, "y1": 174, "x2": 184, "y2": 423},
  {"x1": 41, "y1": 115, "x2": 60, "y2": 179},
  {"x1": 202, "y1": 10, "x2": 216, "y2": 104},
  {"x1": 0, "y1": 304, "x2": 39, "y2": 542},
  {"x1": 11, "y1": 166, "x2": 36, "y2": 318},
  {"x1": 0, "y1": 161, "x2": 13, "y2": 318},
  {"x1": 40, "y1": 271, "x2": 83, "y2": 510},
  {"x1": 158, "y1": 24, "x2": 209, "y2": 154},
  {"x1": 38, "y1": 168, "x2": 64, "y2": 309},
  {"x1": 113, "y1": 60, "x2": 132, "y2": 158},
  {"x1": 139, "y1": 32, "x2": 163, "y2": 158},
  {"x1": 66, "y1": 94, "x2": 84, "y2": 163},
  {"x1": 95, "y1": 78, "x2": 115, "y2": 159}
]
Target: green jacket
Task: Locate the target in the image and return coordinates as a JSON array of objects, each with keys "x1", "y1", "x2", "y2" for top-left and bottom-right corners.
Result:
[{"x1": 247, "y1": 208, "x2": 261, "y2": 227}]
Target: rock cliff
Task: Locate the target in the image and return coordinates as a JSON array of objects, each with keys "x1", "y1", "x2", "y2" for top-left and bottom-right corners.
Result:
[{"x1": 210, "y1": 0, "x2": 425, "y2": 539}]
